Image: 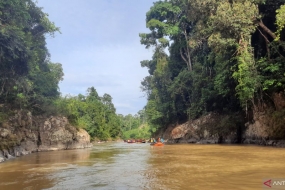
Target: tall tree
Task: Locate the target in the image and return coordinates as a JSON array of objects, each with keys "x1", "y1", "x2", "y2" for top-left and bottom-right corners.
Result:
[
  {"x1": 140, "y1": 0, "x2": 285, "y2": 137},
  {"x1": 0, "y1": 0, "x2": 60, "y2": 111}
]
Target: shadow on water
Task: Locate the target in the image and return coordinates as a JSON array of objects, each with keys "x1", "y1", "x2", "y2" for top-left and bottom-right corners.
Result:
[{"x1": 0, "y1": 142, "x2": 147, "y2": 190}]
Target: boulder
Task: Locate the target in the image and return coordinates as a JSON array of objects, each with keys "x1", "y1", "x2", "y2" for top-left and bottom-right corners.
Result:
[{"x1": 0, "y1": 111, "x2": 92, "y2": 163}]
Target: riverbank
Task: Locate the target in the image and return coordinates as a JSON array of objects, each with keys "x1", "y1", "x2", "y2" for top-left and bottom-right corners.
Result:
[
  {"x1": 155, "y1": 112, "x2": 285, "y2": 148},
  {"x1": 165, "y1": 138, "x2": 285, "y2": 147},
  {"x1": 0, "y1": 110, "x2": 92, "y2": 163}
]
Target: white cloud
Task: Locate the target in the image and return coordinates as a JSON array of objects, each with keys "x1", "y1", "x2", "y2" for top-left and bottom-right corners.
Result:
[
  {"x1": 57, "y1": 42, "x2": 152, "y2": 114},
  {"x1": 37, "y1": 0, "x2": 155, "y2": 115}
]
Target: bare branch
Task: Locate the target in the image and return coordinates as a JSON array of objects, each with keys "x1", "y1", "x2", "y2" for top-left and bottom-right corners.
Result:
[
  {"x1": 183, "y1": 30, "x2": 192, "y2": 71},
  {"x1": 257, "y1": 28, "x2": 270, "y2": 58},
  {"x1": 258, "y1": 20, "x2": 276, "y2": 40},
  {"x1": 180, "y1": 48, "x2": 190, "y2": 70},
  {"x1": 257, "y1": 27, "x2": 270, "y2": 43}
]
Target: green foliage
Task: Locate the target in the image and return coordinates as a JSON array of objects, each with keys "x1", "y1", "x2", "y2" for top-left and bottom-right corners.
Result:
[
  {"x1": 257, "y1": 57, "x2": 285, "y2": 91},
  {"x1": 140, "y1": 0, "x2": 189, "y2": 49},
  {"x1": 275, "y1": 4, "x2": 285, "y2": 41},
  {"x1": 1, "y1": 0, "x2": 285, "y2": 143},
  {"x1": 122, "y1": 124, "x2": 151, "y2": 140},
  {"x1": 118, "y1": 109, "x2": 153, "y2": 139},
  {"x1": 233, "y1": 42, "x2": 260, "y2": 107},
  {"x1": 54, "y1": 87, "x2": 122, "y2": 141},
  {"x1": 209, "y1": 1, "x2": 258, "y2": 38},
  {"x1": 0, "y1": 0, "x2": 61, "y2": 113},
  {"x1": 140, "y1": 0, "x2": 285, "y2": 134}
]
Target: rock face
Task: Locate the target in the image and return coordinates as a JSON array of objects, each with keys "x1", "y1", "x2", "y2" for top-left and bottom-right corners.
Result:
[
  {"x1": 157, "y1": 113, "x2": 238, "y2": 145},
  {"x1": 0, "y1": 110, "x2": 92, "y2": 163},
  {"x1": 243, "y1": 92, "x2": 285, "y2": 147},
  {"x1": 157, "y1": 104, "x2": 285, "y2": 147}
]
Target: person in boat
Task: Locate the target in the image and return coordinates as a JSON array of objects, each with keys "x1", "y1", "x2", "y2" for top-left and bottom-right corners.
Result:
[{"x1": 161, "y1": 137, "x2": 164, "y2": 143}]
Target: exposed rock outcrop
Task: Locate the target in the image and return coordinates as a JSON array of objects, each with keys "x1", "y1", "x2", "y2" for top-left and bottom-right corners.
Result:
[
  {"x1": 243, "y1": 92, "x2": 285, "y2": 147},
  {"x1": 157, "y1": 102, "x2": 285, "y2": 147},
  {"x1": 243, "y1": 114, "x2": 285, "y2": 147},
  {"x1": 0, "y1": 110, "x2": 92, "y2": 163},
  {"x1": 157, "y1": 113, "x2": 239, "y2": 144}
]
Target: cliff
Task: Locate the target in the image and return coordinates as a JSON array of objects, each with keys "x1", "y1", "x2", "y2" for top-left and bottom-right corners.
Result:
[
  {"x1": 156, "y1": 113, "x2": 240, "y2": 144},
  {"x1": 244, "y1": 92, "x2": 285, "y2": 146},
  {"x1": 157, "y1": 93, "x2": 285, "y2": 147},
  {"x1": 0, "y1": 110, "x2": 92, "y2": 163}
]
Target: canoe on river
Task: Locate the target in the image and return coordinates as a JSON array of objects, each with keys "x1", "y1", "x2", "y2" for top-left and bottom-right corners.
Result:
[{"x1": 150, "y1": 142, "x2": 164, "y2": 146}]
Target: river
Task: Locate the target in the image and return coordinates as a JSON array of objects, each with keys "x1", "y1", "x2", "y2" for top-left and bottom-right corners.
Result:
[{"x1": 0, "y1": 143, "x2": 285, "y2": 190}]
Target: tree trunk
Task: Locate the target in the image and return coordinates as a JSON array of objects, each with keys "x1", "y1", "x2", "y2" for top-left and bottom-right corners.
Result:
[{"x1": 183, "y1": 30, "x2": 192, "y2": 71}]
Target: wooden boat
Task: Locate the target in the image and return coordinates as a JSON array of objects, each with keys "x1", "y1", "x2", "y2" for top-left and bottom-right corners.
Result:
[
  {"x1": 150, "y1": 142, "x2": 164, "y2": 146},
  {"x1": 127, "y1": 139, "x2": 136, "y2": 143}
]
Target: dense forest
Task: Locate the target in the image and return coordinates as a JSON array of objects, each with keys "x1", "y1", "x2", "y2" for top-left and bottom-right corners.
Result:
[
  {"x1": 0, "y1": 0, "x2": 150, "y2": 141},
  {"x1": 1, "y1": 0, "x2": 285, "y2": 142},
  {"x1": 140, "y1": 0, "x2": 285, "y2": 138},
  {"x1": 54, "y1": 88, "x2": 151, "y2": 140}
]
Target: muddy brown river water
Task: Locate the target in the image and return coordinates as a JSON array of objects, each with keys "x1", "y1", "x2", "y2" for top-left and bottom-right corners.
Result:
[{"x1": 0, "y1": 143, "x2": 285, "y2": 190}]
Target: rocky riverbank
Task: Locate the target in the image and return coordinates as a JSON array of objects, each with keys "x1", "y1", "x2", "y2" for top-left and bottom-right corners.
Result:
[
  {"x1": 0, "y1": 110, "x2": 92, "y2": 163},
  {"x1": 156, "y1": 111, "x2": 285, "y2": 147}
]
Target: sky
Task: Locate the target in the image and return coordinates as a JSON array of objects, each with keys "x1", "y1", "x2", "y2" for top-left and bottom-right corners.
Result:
[{"x1": 37, "y1": 0, "x2": 155, "y2": 115}]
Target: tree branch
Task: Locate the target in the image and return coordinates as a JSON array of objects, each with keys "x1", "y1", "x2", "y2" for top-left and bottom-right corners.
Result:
[
  {"x1": 257, "y1": 27, "x2": 270, "y2": 59},
  {"x1": 257, "y1": 27, "x2": 270, "y2": 43},
  {"x1": 257, "y1": 27, "x2": 285, "y2": 59},
  {"x1": 180, "y1": 48, "x2": 190, "y2": 70},
  {"x1": 183, "y1": 30, "x2": 192, "y2": 71},
  {"x1": 258, "y1": 20, "x2": 276, "y2": 40}
]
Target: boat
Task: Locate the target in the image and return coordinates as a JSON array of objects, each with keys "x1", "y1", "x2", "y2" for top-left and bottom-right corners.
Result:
[
  {"x1": 150, "y1": 142, "x2": 164, "y2": 146},
  {"x1": 127, "y1": 139, "x2": 136, "y2": 143}
]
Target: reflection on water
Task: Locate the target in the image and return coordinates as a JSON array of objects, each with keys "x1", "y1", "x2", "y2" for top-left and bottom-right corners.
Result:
[{"x1": 0, "y1": 143, "x2": 285, "y2": 190}]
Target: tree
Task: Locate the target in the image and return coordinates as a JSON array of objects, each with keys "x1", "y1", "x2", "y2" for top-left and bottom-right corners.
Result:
[
  {"x1": 140, "y1": 0, "x2": 194, "y2": 71},
  {"x1": 0, "y1": 0, "x2": 60, "y2": 112},
  {"x1": 139, "y1": 0, "x2": 285, "y2": 138}
]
